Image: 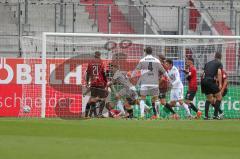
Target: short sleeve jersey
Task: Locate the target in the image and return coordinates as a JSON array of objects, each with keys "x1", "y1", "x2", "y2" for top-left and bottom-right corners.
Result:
[
  {"x1": 167, "y1": 65, "x2": 183, "y2": 89},
  {"x1": 204, "y1": 59, "x2": 223, "y2": 79},
  {"x1": 86, "y1": 59, "x2": 107, "y2": 87},
  {"x1": 136, "y1": 55, "x2": 166, "y2": 86},
  {"x1": 187, "y1": 65, "x2": 198, "y2": 91}
]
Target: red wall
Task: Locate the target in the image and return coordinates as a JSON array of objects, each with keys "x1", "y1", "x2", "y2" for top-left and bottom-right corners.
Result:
[{"x1": 0, "y1": 58, "x2": 138, "y2": 117}]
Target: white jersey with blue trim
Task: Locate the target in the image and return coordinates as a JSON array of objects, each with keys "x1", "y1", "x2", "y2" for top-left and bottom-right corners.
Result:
[{"x1": 167, "y1": 65, "x2": 183, "y2": 89}]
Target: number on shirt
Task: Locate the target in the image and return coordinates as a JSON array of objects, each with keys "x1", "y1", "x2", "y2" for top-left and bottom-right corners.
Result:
[
  {"x1": 92, "y1": 65, "x2": 99, "y2": 76},
  {"x1": 148, "y1": 62, "x2": 153, "y2": 71}
]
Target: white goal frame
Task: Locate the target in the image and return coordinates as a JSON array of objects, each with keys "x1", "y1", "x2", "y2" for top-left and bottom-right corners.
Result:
[{"x1": 41, "y1": 32, "x2": 240, "y2": 118}]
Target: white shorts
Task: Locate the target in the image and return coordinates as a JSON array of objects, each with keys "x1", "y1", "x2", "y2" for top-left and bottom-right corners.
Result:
[{"x1": 170, "y1": 88, "x2": 184, "y2": 101}]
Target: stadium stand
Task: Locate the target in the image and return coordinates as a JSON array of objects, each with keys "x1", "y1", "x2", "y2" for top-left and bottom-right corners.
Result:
[
  {"x1": 0, "y1": 0, "x2": 99, "y2": 56},
  {"x1": 0, "y1": 0, "x2": 239, "y2": 63},
  {"x1": 0, "y1": 2, "x2": 19, "y2": 56},
  {"x1": 81, "y1": 0, "x2": 135, "y2": 33},
  {"x1": 190, "y1": 0, "x2": 237, "y2": 72}
]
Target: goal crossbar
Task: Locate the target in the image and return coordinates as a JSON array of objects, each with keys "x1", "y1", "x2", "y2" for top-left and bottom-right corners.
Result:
[{"x1": 42, "y1": 32, "x2": 240, "y2": 39}]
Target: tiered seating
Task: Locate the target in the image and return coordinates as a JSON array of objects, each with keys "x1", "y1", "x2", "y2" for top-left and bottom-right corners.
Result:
[{"x1": 80, "y1": 0, "x2": 135, "y2": 34}]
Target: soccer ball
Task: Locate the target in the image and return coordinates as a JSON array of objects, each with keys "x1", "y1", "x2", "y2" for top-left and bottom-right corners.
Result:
[{"x1": 23, "y1": 105, "x2": 31, "y2": 113}]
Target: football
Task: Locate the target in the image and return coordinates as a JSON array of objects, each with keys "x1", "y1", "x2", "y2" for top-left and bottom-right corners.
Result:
[{"x1": 23, "y1": 105, "x2": 31, "y2": 113}]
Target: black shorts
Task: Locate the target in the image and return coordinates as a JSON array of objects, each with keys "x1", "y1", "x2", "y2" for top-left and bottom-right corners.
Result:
[
  {"x1": 159, "y1": 92, "x2": 166, "y2": 99},
  {"x1": 159, "y1": 90, "x2": 167, "y2": 99},
  {"x1": 90, "y1": 86, "x2": 108, "y2": 98},
  {"x1": 185, "y1": 90, "x2": 196, "y2": 101},
  {"x1": 201, "y1": 78, "x2": 220, "y2": 95}
]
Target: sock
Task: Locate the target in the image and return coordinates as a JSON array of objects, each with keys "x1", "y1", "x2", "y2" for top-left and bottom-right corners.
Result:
[
  {"x1": 127, "y1": 109, "x2": 133, "y2": 118},
  {"x1": 85, "y1": 103, "x2": 90, "y2": 117},
  {"x1": 155, "y1": 100, "x2": 160, "y2": 116},
  {"x1": 152, "y1": 102, "x2": 157, "y2": 116},
  {"x1": 218, "y1": 109, "x2": 223, "y2": 114},
  {"x1": 182, "y1": 103, "x2": 191, "y2": 116},
  {"x1": 117, "y1": 100, "x2": 125, "y2": 115},
  {"x1": 165, "y1": 103, "x2": 176, "y2": 114},
  {"x1": 93, "y1": 108, "x2": 97, "y2": 117},
  {"x1": 98, "y1": 100, "x2": 105, "y2": 115},
  {"x1": 89, "y1": 102, "x2": 96, "y2": 117},
  {"x1": 205, "y1": 100, "x2": 210, "y2": 118},
  {"x1": 144, "y1": 103, "x2": 150, "y2": 110},
  {"x1": 140, "y1": 100, "x2": 145, "y2": 118},
  {"x1": 212, "y1": 103, "x2": 223, "y2": 114},
  {"x1": 189, "y1": 103, "x2": 198, "y2": 113},
  {"x1": 214, "y1": 100, "x2": 221, "y2": 117}
]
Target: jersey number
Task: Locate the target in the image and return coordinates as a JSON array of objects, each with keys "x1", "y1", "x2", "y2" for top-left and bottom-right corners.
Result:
[
  {"x1": 148, "y1": 62, "x2": 153, "y2": 71},
  {"x1": 93, "y1": 65, "x2": 99, "y2": 75}
]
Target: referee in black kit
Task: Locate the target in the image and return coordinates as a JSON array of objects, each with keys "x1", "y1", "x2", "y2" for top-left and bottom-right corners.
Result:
[{"x1": 201, "y1": 52, "x2": 223, "y2": 120}]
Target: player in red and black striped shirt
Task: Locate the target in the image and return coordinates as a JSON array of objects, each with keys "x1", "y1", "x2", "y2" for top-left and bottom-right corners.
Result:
[
  {"x1": 182, "y1": 57, "x2": 202, "y2": 118},
  {"x1": 85, "y1": 51, "x2": 108, "y2": 117}
]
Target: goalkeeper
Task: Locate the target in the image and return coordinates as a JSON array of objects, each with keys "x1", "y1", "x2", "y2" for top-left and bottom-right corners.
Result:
[{"x1": 107, "y1": 64, "x2": 138, "y2": 117}]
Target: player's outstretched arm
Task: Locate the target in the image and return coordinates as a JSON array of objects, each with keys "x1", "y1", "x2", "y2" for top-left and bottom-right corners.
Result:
[
  {"x1": 179, "y1": 66, "x2": 189, "y2": 74},
  {"x1": 180, "y1": 68, "x2": 191, "y2": 80},
  {"x1": 131, "y1": 61, "x2": 142, "y2": 78},
  {"x1": 109, "y1": 85, "x2": 117, "y2": 95}
]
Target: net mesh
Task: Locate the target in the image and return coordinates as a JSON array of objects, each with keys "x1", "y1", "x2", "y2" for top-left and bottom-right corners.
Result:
[{"x1": 20, "y1": 34, "x2": 240, "y2": 119}]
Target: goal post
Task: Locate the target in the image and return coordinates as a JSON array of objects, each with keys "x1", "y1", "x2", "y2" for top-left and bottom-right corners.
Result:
[
  {"x1": 41, "y1": 32, "x2": 47, "y2": 118},
  {"x1": 19, "y1": 32, "x2": 240, "y2": 119}
]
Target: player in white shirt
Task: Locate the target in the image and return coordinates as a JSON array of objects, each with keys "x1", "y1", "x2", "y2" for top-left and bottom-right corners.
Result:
[
  {"x1": 165, "y1": 59, "x2": 192, "y2": 118},
  {"x1": 132, "y1": 47, "x2": 170, "y2": 118}
]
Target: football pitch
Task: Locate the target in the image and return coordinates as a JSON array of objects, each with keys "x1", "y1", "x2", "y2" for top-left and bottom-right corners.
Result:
[{"x1": 0, "y1": 119, "x2": 239, "y2": 159}]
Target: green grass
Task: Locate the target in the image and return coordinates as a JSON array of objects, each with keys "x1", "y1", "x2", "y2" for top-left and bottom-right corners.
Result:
[{"x1": 0, "y1": 119, "x2": 240, "y2": 159}]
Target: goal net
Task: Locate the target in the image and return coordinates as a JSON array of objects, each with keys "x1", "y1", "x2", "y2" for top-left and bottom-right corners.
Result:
[{"x1": 20, "y1": 33, "x2": 240, "y2": 119}]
